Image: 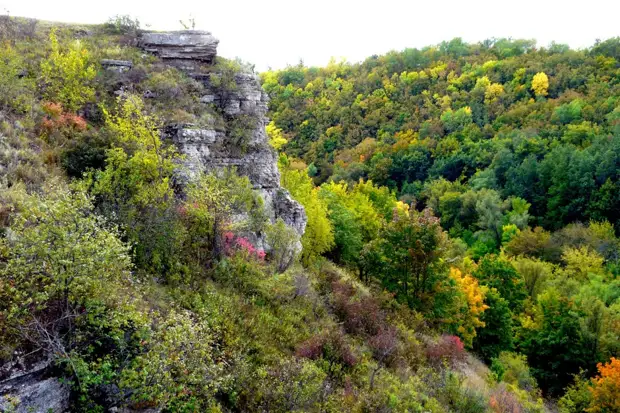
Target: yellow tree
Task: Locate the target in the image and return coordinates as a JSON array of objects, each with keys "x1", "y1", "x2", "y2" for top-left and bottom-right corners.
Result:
[
  {"x1": 531, "y1": 72, "x2": 549, "y2": 97},
  {"x1": 449, "y1": 267, "x2": 489, "y2": 347},
  {"x1": 280, "y1": 155, "x2": 334, "y2": 264},
  {"x1": 266, "y1": 121, "x2": 288, "y2": 151},
  {"x1": 485, "y1": 83, "x2": 505, "y2": 104},
  {"x1": 40, "y1": 29, "x2": 96, "y2": 112}
]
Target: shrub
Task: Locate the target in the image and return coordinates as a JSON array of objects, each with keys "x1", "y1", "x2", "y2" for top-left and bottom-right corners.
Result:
[
  {"x1": 226, "y1": 114, "x2": 258, "y2": 152},
  {"x1": 242, "y1": 358, "x2": 328, "y2": 412},
  {"x1": 0, "y1": 183, "x2": 141, "y2": 382},
  {"x1": 119, "y1": 310, "x2": 224, "y2": 410},
  {"x1": 209, "y1": 58, "x2": 242, "y2": 108},
  {"x1": 40, "y1": 29, "x2": 96, "y2": 112},
  {"x1": 368, "y1": 326, "x2": 400, "y2": 368},
  {"x1": 0, "y1": 15, "x2": 37, "y2": 41},
  {"x1": 181, "y1": 169, "x2": 257, "y2": 263},
  {"x1": 426, "y1": 335, "x2": 466, "y2": 367},
  {"x1": 61, "y1": 130, "x2": 109, "y2": 178},
  {"x1": 491, "y1": 352, "x2": 539, "y2": 394},
  {"x1": 296, "y1": 330, "x2": 358, "y2": 376},
  {"x1": 265, "y1": 218, "x2": 300, "y2": 273},
  {"x1": 441, "y1": 370, "x2": 488, "y2": 413},
  {"x1": 141, "y1": 68, "x2": 204, "y2": 121},
  {"x1": 331, "y1": 279, "x2": 384, "y2": 337},
  {"x1": 40, "y1": 102, "x2": 88, "y2": 142},
  {"x1": 0, "y1": 42, "x2": 35, "y2": 113},
  {"x1": 223, "y1": 231, "x2": 265, "y2": 261},
  {"x1": 103, "y1": 15, "x2": 140, "y2": 35},
  {"x1": 488, "y1": 384, "x2": 525, "y2": 413}
]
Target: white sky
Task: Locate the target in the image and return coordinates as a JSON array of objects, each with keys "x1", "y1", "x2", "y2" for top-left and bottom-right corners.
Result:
[{"x1": 2, "y1": 0, "x2": 619, "y2": 71}]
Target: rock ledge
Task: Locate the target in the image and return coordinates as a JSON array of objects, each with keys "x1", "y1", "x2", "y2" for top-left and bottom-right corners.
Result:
[{"x1": 140, "y1": 30, "x2": 219, "y2": 64}]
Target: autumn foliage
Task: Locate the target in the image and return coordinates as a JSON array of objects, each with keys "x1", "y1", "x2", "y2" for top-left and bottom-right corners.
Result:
[
  {"x1": 40, "y1": 101, "x2": 87, "y2": 134},
  {"x1": 426, "y1": 335, "x2": 466, "y2": 367},
  {"x1": 223, "y1": 231, "x2": 266, "y2": 261},
  {"x1": 449, "y1": 267, "x2": 488, "y2": 347},
  {"x1": 588, "y1": 357, "x2": 620, "y2": 412}
]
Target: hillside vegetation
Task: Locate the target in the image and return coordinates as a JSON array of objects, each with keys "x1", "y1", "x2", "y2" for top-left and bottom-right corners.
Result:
[
  {"x1": 0, "y1": 14, "x2": 618, "y2": 413},
  {"x1": 263, "y1": 37, "x2": 620, "y2": 409}
]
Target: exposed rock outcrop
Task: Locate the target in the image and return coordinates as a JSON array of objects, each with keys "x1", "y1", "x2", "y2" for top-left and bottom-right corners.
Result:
[
  {"x1": 141, "y1": 31, "x2": 219, "y2": 64},
  {"x1": 140, "y1": 31, "x2": 307, "y2": 247},
  {"x1": 101, "y1": 59, "x2": 133, "y2": 73},
  {"x1": 0, "y1": 360, "x2": 69, "y2": 413}
]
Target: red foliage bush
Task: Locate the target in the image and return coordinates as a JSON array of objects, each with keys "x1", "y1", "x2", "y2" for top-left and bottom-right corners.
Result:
[
  {"x1": 62, "y1": 113, "x2": 87, "y2": 131},
  {"x1": 40, "y1": 102, "x2": 87, "y2": 134},
  {"x1": 331, "y1": 280, "x2": 384, "y2": 337},
  {"x1": 223, "y1": 231, "x2": 265, "y2": 261},
  {"x1": 426, "y1": 334, "x2": 466, "y2": 366},
  {"x1": 369, "y1": 326, "x2": 400, "y2": 366},
  {"x1": 296, "y1": 330, "x2": 357, "y2": 368}
]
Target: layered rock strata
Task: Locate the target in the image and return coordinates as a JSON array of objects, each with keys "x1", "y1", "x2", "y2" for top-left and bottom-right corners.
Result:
[
  {"x1": 140, "y1": 31, "x2": 307, "y2": 245},
  {"x1": 140, "y1": 31, "x2": 219, "y2": 64}
]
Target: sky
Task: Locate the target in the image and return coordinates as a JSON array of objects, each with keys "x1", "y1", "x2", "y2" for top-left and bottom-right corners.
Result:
[{"x1": 2, "y1": 0, "x2": 619, "y2": 71}]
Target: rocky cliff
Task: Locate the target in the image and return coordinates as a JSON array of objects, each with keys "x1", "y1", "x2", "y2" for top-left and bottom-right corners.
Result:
[{"x1": 140, "y1": 31, "x2": 306, "y2": 246}]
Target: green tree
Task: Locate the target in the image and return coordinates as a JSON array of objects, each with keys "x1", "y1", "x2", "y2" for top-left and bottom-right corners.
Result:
[
  {"x1": 558, "y1": 373, "x2": 593, "y2": 413},
  {"x1": 364, "y1": 207, "x2": 454, "y2": 317},
  {"x1": 440, "y1": 106, "x2": 473, "y2": 133},
  {"x1": 319, "y1": 181, "x2": 383, "y2": 267},
  {"x1": 473, "y1": 288, "x2": 514, "y2": 361},
  {"x1": 266, "y1": 120, "x2": 288, "y2": 150},
  {"x1": 518, "y1": 290, "x2": 592, "y2": 396},
  {"x1": 321, "y1": 196, "x2": 363, "y2": 266},
  {"x1": 474, "y1": 255, "x2": 527, "y2": 313},
  {"x1": 512, "y1": 257, "x2": 553, "y2": 299},
  {"x1": 475, "y1": 189, "x2": 505, "y2": 246}
]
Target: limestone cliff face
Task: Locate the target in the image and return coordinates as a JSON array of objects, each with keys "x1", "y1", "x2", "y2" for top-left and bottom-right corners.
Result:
[{"x1": 140, "y1": 31, "x2": 307, "y2": 244}]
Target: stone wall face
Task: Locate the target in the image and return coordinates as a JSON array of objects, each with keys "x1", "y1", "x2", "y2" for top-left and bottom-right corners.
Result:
[{"x1": 140, "y1": 31, "x2": 307, "y2": 246}]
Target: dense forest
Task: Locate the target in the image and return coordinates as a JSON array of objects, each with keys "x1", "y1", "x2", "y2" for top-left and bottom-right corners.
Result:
[{"x1": 0, "y1": 13, "x2": 618, "y2": 413}]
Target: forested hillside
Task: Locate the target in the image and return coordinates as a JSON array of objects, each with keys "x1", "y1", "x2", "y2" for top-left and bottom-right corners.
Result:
[
  {"x1": 0, "y1": 13, "x2": 618, "y2": 413},
  {"x1": 263, "y1": 38, "x2": 620, "y2": 409},
  {"x1": 264, "y1": 38, "x2": 620, "y2": 231}
]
